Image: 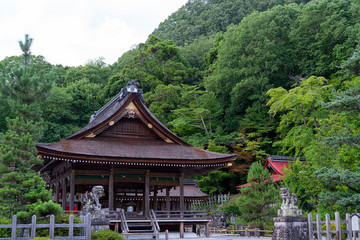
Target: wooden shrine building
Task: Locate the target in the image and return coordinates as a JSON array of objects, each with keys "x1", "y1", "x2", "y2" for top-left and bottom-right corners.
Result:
[{"x1": 35, "y1": 81, "x2": 236, "y2": 221}]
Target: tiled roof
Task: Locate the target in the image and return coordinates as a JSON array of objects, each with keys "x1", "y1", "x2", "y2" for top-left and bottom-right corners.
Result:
[{"x1": 36, "y1": 82, "x2": 236, "y2": 174}]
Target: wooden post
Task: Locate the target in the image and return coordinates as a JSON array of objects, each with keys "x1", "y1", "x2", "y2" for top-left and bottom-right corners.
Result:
[
  {"x1": 69, "y1": 214, "x2": 74, "y2": 240},
  {"x1": 11, "y1": 215, "x2": 16, "y2": 240},
  {"x1": 31, "y1": 215, "x2": 37, "y2": 239},
  {"x1": 316, "y1": 214, "x2": 322, "y2": 239},
  {"x1": 308, "y1": 213, "x2": 314, "y2": 240},
  {"x1": 49, "y1": 215, "x2": 55, "y2": 239},
  {"x1": 205, "y1": 222, "x2": 210, "y2": 238},
  {"x1": 165, "y1": 230, "x2": 169, "y2": 240},
  {"x1": 335, "y1": 212, "x2": 342, "y2": 240},
  {"x1": 62, "y1": 178, "x2": 67, "y2": 211},
  {"x1": 180, "y1": 172, "x2": 184, "y2": 218},
  {"x1": 166, "y1": 187, "x2": 170, "y2": 217},
  {"x1": 70, "y1": 170, "x2": 75, "y2": 212},
  {"x1": 109, "y1": 168, "x2": 114, "y2": 211},
  {"x1": 55, "y1": 181, "x2": 60, "y2": 204},
  {"x1": 180, "y1": 222, "x2": 184, "y2": 238},
  {"x1": 245, "y1": 227, "x2": 249, "y2": 237},
  {"x1": 85, "y1": 214, "x2": 92, "y2": 240},
  {"x1": 325, "y1": 213, "x2": 331, "y2": 240},
  {"x1": 144, "y1": 170, "x2": 150, "y2": 218},
  {"x1": 346, "y1": 213, "x2": 352, "y2": 240},
  {"x1": 153, "y1": 187, "x2": 158, "y2": 211}
]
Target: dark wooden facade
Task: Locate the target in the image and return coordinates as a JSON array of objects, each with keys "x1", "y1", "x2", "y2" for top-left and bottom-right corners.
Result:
[{"x1": 36, "y1": 82, "x2": 236, "y2": 218}]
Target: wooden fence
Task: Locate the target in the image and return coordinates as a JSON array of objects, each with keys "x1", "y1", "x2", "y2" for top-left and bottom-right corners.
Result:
[
  {"x1": 0, "y1": 214, "x2": 91, "y2": 240},
  {"x1": 308, "y1": 212, "x2": 360, "y2": 240},
  {"x1": 192, "y1": 193, "x2": 230, "y2": 210}
]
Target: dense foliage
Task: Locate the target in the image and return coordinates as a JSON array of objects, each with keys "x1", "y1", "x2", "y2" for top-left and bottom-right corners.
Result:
[{"x1": 0, "y1": 0, "x2": 359, "y2": 226}]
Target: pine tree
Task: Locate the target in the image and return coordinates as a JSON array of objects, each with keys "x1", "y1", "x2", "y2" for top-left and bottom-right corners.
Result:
[
  {"x1": 235, "y1": 161, "x2": 279, "y2": 229},
  {"x1": 0, "y1": 34, "x2": 61, "y2": 221}
]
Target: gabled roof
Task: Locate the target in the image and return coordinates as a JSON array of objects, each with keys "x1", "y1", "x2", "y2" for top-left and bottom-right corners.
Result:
[
  {"x1": 237, "y1": 174, "x2": 282, "y2": 188},
  {"x1": 264, "y1": 155, "x2": 306, "y2": 176},
  {"x1": 36, "y1": 82, "x2": 236, "y2": 177},
  {"x1": 236, "y1": 155, "x2": 306, "y2": 189}
]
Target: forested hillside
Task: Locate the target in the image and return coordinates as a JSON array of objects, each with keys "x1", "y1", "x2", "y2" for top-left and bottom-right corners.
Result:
[{"x1": 1, "y1": 0, "x2": 360, "y2": 218}]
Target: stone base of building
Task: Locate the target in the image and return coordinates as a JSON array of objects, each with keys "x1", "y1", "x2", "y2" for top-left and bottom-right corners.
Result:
[{"x1": 272, "y1": 216, "x2": 308, "y2": 240}]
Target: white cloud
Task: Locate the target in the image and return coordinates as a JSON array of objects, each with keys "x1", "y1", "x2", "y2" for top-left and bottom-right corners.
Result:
[{"x1": 0, "y1": 0, "x2": 188, "y2": 66}]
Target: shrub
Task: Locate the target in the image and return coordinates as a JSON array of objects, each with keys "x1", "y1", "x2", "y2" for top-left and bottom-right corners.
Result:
[
  {"x1": 91, "y1": 229, "x2": 124, "y2": 240},
  {"x1": 36, "y1": 213, "x2": 82, "y2": 237},
  {"x1": 0, "y1": 217, "x2": 11, "y2": 238}
]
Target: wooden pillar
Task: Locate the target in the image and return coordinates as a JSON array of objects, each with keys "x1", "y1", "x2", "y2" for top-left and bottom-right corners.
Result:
[
  {"x1": 205, "y1": 222, "x2": 210, "y2": 238},
  {"x1": 70, "y1": 170, "x2": 75, "y2": 212},
  {"x1": 153, "y1": 187, "x2": 158, "y2": 211},
  {"x1": 179, "y1": 172, "x2": 184, "y2": 217},
  {"x1": 62, "y1": 178, "x2": 66, "y2": 211},
  {"x1": 166, "y1": 187, "x2": 170, "y2": 217},
  {"x1": 180, "y1": 222, "x2": 184, "y2": 238},
  {"x1": 144, "y1": 170, "x2": 150, "y2": 218},
  {"x1": 109, "y1": 168, "x2": 114, "y2": 211},
  {"x1": 55, "y1": 182, "x2": 60, "y2": 204}
]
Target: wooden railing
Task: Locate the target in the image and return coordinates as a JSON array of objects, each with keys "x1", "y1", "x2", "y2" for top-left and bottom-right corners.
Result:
[
  {"x1": 119, "y1": 209, "x2": 129, "y2": 233},
  {"x1": 0, "y1": 214, "x2": 91, "y2": 240},
  {"x1": 154, "y1": 210, "x2": 210, "y2": 219},
  {"x1": 150, "y1": 210, "x2": 160, "y2": 232}
]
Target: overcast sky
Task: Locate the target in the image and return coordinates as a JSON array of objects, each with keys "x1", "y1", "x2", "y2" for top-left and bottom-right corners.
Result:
[{"x1": 0, "y1": 0, "x2": 188, "y2": 67}]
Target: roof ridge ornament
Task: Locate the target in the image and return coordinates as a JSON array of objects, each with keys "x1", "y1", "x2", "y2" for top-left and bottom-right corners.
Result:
[
  {"x1": 126, "y1": 80, "x2": 139, "y2": 93},
  {"x1": 89, "y1": 80, "x2": 144, "y2": 122}
]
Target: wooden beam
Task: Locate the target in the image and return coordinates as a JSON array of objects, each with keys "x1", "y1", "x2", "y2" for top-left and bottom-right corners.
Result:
[
  {"x1": 49, "y1": 170, "x2": 71, "y2": 185},
  {"x1": 70, "y1": 170, "x2": 75, "y2": 211},
  {"x1": 109, "y1": 168, "x2": 114, "y2": 211}
]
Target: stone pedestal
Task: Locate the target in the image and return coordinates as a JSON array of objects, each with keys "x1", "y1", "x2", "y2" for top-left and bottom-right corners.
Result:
[
  {"x1": 91, "y1": 218, "x2": 110, "y2": 231},
  {"x1": 272, "y1": 216, "x2": 308, "y2": 240},
  {"x1": 272, "y1": 188, "x2": 309, "y2": 240}
]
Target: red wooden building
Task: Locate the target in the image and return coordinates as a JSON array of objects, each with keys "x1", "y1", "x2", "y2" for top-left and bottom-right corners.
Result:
[{"x1": 237, "y1": 155, "x2": 306, "y2": 188}]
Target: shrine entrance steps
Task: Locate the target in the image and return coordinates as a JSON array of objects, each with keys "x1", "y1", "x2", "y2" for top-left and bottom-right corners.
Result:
[{"x1": 118, "y1": 210, "x2": 166, "y2": 240}]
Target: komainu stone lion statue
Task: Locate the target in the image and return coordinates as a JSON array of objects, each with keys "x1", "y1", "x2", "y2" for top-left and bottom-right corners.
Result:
[
  {"x1": 280, "y1": 188, "x2": 291, "y2": 208},
  {"x1": 278, "y1": 188, "x2": 302, "y2": 217},
  {"x1": 82, "y1": 186, "x2": 104, "y2": 219}
]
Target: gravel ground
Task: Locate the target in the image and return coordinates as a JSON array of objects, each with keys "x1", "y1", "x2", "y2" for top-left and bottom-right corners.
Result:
[{"x1": 156, "y1": 232, "x2": 272, "y2": 240}]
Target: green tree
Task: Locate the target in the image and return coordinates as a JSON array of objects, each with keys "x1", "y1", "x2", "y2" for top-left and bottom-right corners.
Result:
[
  {"x1": 204, "y1": 4, "x2": 300, "y2": 131},
  {"x1": 103, "y1": 36, "x2": 189, "y2": 99},
  {"x1": 291, "y1": 0, "x2": 360, "y2": 77},
  {"x1": 282, "y1": 160, "x2": 326, "y2": 212},
  {"x1": 234, "y1": 161, "x2": 279, "y2": 229},
  {"x1": 314, "y1": 167, "x2": 360, "y2": 212},
  {"x1": 0, "y1": 36, "x2": 54, "y2": 125},
  {"x1": 267, "y1": 76, "x2": 332, "y2": 157},
  {"x1": 152, "y1": 0, "x2": 309, "y2": 46},
  {"x1": 169, "y1": 85, "x2": 213, "y2": 135},
  {"x1": 64, "y1": 57, "x2": 112, "y2": 86}
]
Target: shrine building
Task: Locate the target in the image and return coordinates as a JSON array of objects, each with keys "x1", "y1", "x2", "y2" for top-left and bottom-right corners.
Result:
[{"x1": 35, "y1": 81, "x2": 236, "y2": 219}]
